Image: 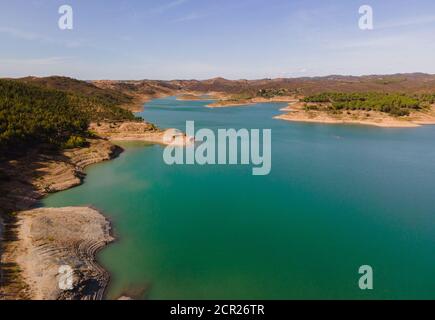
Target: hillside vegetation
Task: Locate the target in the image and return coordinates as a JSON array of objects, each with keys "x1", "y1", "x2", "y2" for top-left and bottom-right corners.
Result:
[
  {"x1": 0, "y1": 78, "x2": 138, "y2": 155},
  {"x1": 302, "y1": 92, "x2": 434, "y2": 116}
]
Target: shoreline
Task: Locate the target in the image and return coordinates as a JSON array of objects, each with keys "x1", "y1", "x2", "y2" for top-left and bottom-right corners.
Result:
[
  {"x1": 0, "y1": 120, "x2": 187, "y2": 300},
  {"x1": 0, "y1": 139, "x2": 122, "y2": 299},
  {"x1": 206, "y1": 100, "x2": 255, "y2": 108},
  {"x1": 131, "y1": 93, "x2": 435, "y2": 129},
  {"x1": 206, "y1": 96, "x2": 298, "y2": 108},
  {"x1": 275, "y1": 103, "x2": 435, "y2": 128},
  {"x1": 274, "y1": 114, "x2": 421, "y2": 128}
]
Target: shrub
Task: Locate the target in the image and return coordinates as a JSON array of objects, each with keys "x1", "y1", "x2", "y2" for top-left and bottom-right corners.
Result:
[
  {"x1": 62, "y1": 136, "x2": 88, "y2": 149},
  {"x1": 304, "y1": 104, "x2": 319, "y2": 111}
]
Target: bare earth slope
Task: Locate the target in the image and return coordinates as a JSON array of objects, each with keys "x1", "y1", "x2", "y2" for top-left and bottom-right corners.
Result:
[
  {"x1": 0, "y1": 139, "x2": 120, "y2": 299},
  {"x1": 0, "y1": 139, "x2": 121, "y2": 217},
  {"x1": 6, "y1": 207, "x2": 114, "y2": 300}
]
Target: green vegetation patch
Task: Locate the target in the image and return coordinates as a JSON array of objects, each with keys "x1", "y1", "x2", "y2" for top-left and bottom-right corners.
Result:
[
  {"x1": 0, "y1": 79, "x2": 137, "y2": 155},
  {"x1": 302, "y1": 92, "x2": 434, "y2": 117},
  {"x1": 62, "y1": 135, "x2": 88, "y2": 149}
]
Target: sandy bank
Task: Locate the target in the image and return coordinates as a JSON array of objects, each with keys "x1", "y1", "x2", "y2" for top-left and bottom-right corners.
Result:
[
  {"x1": 0, "y1": 138, "x2": 121, "y2": 300},
  {"x1": 275, "y1": 103, "x2": 435, "y2": 128},
  {"x1": 90, "y1": 121, "x2": 193, "y2": 146},
  {"x1": 176, "y1": 91, "x2": 226, "y2": 102},
  {"x1": 206, "y1": 96, "x2": 298, "y2": 108},
  {"x1": 5, "y1": 207, "x2": 113, "y2": 300},
  {"x1": 206, "y1": 99, "x2": 255, "y2": 108}
]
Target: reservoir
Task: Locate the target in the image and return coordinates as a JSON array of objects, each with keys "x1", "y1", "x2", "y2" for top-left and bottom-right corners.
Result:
[{"x1": 43, "y1": 97, "x2": 435, "y2": 299}]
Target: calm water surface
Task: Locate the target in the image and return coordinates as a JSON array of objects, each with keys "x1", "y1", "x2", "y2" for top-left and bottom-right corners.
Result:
[{"x1": 43, "y1": 97, "x2": 435, "y2": 299}]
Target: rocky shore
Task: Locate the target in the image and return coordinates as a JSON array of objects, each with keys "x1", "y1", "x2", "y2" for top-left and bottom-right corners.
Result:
[
  {"x1": 0, "y1": 139, "x2": 122, "y2": 217},
  {"x1": 5, "y1": 207, "x2": 114, "y2": 300},
  {"x1": 90, "y1": 121, "x2": 165, "y2": 143},
  {"x1": 0, "y1": 121, "x2": 181, "y2": 300},
  {"x1": 0, "y1": 138, "x2": 120, "y2": 299}
]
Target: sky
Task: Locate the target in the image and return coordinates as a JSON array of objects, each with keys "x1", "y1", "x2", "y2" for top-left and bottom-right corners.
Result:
[{"x1": 1, "y1": 0, "x2": 435, "y2": 80}]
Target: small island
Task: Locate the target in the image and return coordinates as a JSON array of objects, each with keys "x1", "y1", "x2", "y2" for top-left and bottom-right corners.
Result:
[{"x1": 206, "y1": 89, "x2": 299, "y2": 108}]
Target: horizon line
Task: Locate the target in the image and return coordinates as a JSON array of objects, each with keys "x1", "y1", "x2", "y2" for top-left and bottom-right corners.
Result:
[{"x1": 4, "y1": 72, "x2": 435, "y2": 82}]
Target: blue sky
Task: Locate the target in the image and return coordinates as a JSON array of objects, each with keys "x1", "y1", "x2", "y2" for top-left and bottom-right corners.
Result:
[{"x1": 1, "y1": 0, "x2": 435, "y2": 79}]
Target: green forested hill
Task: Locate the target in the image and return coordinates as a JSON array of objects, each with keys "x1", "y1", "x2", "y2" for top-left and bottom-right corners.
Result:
[{"x1": 0, "y1": 78, "x2": 137, "y2": 154}]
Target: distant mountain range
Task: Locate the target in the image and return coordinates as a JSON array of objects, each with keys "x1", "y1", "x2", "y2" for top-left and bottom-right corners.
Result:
[
  {"x1": 90, "y1": 73, "x2": 435, "y2": 97},
  {"x1": 9, "y1": 74, "x2": 435, "y2": 104}
]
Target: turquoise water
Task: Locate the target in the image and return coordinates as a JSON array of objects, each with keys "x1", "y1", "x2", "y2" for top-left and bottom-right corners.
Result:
[{"x1": 43, "y1": 97, "x2": 435, "y2": 299}]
